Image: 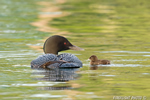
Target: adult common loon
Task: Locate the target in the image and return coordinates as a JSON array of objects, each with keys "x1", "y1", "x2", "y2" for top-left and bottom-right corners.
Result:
[{"x1": 31, "y1": 35, "x2": 84, "y2": 69}]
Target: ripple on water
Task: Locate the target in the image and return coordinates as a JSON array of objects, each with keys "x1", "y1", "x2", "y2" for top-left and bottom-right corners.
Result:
[
  {"x1": 142, "y1": 73, "x2": 149, "y2": 75},
  {"x1": 39, "y1": 12, "x2": 62, "y2": 15},
  {"x1": 13, "y1": 64, "x2": 30, "y2": 67},
  {"x1": 114, "y1": 59, "x2": 147, "y2": 61},
  {"x1": 30, "y1": 93, "x2": 66, "y2": 98},
  {"x1": 143, "y1": 55, "x2": 150, "y2": 57},
  {"x1": 0, "y1": 50, "x2": 40, "y2": 59},
  {"x1": 96, "y1": 51, "x2": 150, "y2": 54},
  {"x1": 2, "y1": 69, "x2": 32, "y2": 73},
  {"x1": 26, "y1": 43, "x2": 43, "y2": 46},
  {"x1": 0, "y1": 82, "x2": 66, "y2": 87},
  {"x1": 83, "y1": 63, "x2": 150, "y2": 67},
  {"x1": 110, "y1": 64, "x2": 150, "y2": 67},
  {"x1": 76, "y1": 95, "x2": 104, "y2": 99},
  {"x1": 0, "y1": 30, "x2": 25, "y2": 33},
  {"x1": 99, "y1": 75, "x2": 116, "y2": 77}
]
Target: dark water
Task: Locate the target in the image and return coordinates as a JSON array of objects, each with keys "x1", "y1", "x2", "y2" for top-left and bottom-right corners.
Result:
[{"x1": 0, "y1": 0, "x2": 150, "y2": 100}]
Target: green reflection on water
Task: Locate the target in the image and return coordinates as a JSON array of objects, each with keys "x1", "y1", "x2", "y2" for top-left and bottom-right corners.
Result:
[
  {"x1": 0, "y1": 0, "x2": 150, "y2": 100},
  {"x1": 0, "y1": 0, "x2": 63, "y2": 100},
  {"x1": 50, "y1": 0, "x2": 150, "y2": 99}
]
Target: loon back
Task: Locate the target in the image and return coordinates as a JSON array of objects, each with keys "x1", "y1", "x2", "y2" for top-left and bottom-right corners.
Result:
[{"x1": 31, "y1": 53, "x2": 82, "y2": 69}]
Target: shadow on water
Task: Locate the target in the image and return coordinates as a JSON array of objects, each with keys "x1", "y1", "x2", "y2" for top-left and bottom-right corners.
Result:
[
  {"x1": 89, "y1": 65, "x2": 110, "y2": 70},
  {"x1": 32, "y1": 68, "x2": 81, "y2": 90}
]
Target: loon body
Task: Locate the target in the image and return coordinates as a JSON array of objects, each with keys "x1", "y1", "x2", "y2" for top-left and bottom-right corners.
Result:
[{"x1": 31, "y1": 35, "x2": 84, "y2": 69}]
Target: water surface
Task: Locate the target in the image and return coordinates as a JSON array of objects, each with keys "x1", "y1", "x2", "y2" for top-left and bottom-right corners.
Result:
[{"x1": 0, "y1": 0, "x2": 150, "y2": 100}]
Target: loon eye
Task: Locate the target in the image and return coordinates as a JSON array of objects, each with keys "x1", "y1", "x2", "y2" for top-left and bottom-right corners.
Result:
[{"x1": 64, "y1": 42, "x2": 67, "y2": 45}]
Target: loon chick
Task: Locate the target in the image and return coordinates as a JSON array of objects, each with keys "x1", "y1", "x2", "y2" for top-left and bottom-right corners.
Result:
[
  {"x1": 31, "y1": 35, "x2": 84, "y2": 69},
  {"x1": 89, "y1": 55, "x2": 110, "y2": 65}
]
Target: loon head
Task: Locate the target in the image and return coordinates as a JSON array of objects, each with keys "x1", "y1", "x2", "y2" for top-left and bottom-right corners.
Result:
[{"x1": 43, "y1": 35, "x2": 84, "y2": 54}]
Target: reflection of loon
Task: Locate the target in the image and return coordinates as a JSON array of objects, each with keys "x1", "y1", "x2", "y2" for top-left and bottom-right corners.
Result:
[
  {"x1": 33, "y1": 68, "x2": 80, "y2": 81},
  {"x1": 31, "y1": 35, "x2": 84, "y2": 69},
  {"x1": 32, "y1": 68, "x2": 81, "y2": 90}
]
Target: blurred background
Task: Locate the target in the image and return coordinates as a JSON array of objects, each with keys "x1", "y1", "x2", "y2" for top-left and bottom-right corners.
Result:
[{"x1": 0, "y1": 0, "x2": 150, "y2": 100}]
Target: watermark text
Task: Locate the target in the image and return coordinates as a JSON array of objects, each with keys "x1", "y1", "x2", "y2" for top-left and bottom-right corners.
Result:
[{"x1": 113, "y1": 96, "x2": 147, "y2": 100}]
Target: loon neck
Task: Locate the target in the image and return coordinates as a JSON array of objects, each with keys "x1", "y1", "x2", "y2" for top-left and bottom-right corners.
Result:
[
  {"x1": 45, "y1": 50, "x2": 58, "y2": 55},
  {"x1": 44, "y1": 46, "x2": 59, "y2": 55}
]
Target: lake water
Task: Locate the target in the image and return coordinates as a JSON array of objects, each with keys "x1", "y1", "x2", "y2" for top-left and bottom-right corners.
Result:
[{"x1": 0, "y1": 0, "x2": 150, "y2": 100}]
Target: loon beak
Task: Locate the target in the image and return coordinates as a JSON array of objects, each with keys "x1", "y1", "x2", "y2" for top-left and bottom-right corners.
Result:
[{"x1": 69, "y1": 45, "x2": 84, "y2": 51}]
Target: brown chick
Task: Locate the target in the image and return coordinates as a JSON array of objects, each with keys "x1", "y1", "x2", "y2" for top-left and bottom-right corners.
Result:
[{"x1": 89, "y1": 55, "x2": 110, "y2": 65}]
